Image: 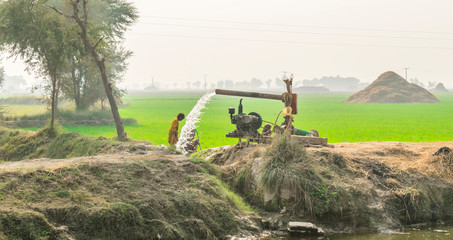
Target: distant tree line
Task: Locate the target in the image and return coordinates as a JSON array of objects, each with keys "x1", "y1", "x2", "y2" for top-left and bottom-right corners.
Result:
[
  {"x1": 409, "y1": 78, "x2": 437, "y2": 89},
  {"x1": 148, "y1": 75, "x2": 370, "y2": 92},
  {"x1": 1, "y1": 74, "x2": 27, "y2": 93},
  {"x1": 148, "y1": 77, "x2": 289, "y2": 91},
  {"x1": 0, "y1": 0, "x2": 138, "y2": 140},
  {"x1": 302, "y1": 75, "x2": 368, "y2": 92}
]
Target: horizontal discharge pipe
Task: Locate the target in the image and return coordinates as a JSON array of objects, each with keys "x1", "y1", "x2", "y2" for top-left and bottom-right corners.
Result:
[
  {"x1": 215, "y1": 89, "x2": 298, "y2": 115},
  {"x1": 215, "y1": 89, "x2": 283, "y2": 101}
]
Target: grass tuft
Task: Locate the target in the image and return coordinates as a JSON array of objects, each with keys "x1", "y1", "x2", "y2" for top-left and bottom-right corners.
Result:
[{"x1": 212, "y1": 176, "x2": 253, "y2": 213}]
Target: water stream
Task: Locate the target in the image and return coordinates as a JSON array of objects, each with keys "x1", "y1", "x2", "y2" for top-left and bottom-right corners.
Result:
[
  {"x1": 271, "y1": 226, "x2": 453, "y2": 240},
  {"x1": 176, "y1": 91, "x2": 216, "y2": 154},
  {"x1": 327, "y1": 226, "x2": 453, "y2": 240}
]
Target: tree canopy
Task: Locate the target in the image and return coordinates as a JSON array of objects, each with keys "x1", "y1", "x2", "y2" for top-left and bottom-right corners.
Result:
[
  {"x1": 0, "y1": 0, "x2": 74, "y2": 127},
  {"x1": 0, "y1": 0, "x2": 137, "y2": 139}
]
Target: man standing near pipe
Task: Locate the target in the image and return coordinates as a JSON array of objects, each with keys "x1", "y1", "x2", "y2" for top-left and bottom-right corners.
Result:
[{"x1": 168, "y1": 113, "x2": 185, "y2": 147}]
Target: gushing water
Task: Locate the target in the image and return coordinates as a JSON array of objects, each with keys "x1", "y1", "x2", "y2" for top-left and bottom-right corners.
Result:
[{"x1": 176, "y1": 91, "x2": 216, "y2": 154}]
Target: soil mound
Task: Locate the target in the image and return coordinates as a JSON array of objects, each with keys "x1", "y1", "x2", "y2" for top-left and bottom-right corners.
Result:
[
  {"x1": 212, "y1": 140, "x2": 453, "y2": 234},
  {"x1": 431, "y1": 83, "x2": 449, "y2": 94},
  {"x1": 345, "y1": 71, "x2": 440, "y2": 103}
]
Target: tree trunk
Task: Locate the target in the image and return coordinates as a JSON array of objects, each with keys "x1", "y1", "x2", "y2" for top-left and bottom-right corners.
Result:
[
  {"x1": 55, "y1": 77, "x2": 60, "y2": 113},
  {"x1": 71, "y1": 0, "x2": 126, "y2": 140},
  {"x1": 50, "y1": 72, "x2": 57, "y2": 128},
  {"x1": 70, "y1": 58, "x2": 81, "y2": 110}
]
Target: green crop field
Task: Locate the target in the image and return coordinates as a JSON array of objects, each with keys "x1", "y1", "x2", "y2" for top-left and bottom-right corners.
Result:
[{"x1": 57, "y1": 93, "x2": 453, "y2": 149}]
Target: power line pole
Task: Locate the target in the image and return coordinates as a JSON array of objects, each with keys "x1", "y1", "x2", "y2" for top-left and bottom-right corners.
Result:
[{"x1": 404, "y1": 68, "x2": 409, "y2": 80}]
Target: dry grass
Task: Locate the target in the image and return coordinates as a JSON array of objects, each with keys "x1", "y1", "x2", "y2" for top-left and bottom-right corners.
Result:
[
  {"x1": 384, "y1": 147, "x2": 420, "y2": 157},
  {"x1": 429, "y1": 153, "x2": 453, "y2": 179}
]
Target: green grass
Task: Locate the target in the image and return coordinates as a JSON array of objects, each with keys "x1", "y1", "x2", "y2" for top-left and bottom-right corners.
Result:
[
  {"x1": 3, "y1": 105, "x2": 47, "y2": 117},
  {"x1": 9, "y1": 93, "x2": 453, "y2": 148},
  {"x1": 211, "y1": 176, "x2": 253, "y2": 213}
]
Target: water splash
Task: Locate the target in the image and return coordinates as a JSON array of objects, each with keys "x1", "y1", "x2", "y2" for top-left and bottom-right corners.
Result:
[{"x1": 176, "y1": 90, "x2": 216, "y2": 154}]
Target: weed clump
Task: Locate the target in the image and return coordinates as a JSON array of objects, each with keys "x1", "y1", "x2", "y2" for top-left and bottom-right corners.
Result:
[
  {"x1": 0, "y1": 210, "x2": 60, "y2": 240},
  {"x1": 0, "y1": 127, "x2": 117, "y2": 161},
  {"x1": 0, "y1": 130, "x2": 48, "y2": 161},
  {"x1": 259, "y1": 136, "x2": 316, "y2": 213},
  {"x1": 218, "y1": 135, "x2": 341, "y2": 217}
]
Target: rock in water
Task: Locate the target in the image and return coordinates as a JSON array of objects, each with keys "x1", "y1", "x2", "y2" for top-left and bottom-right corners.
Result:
[
  {"x1": 345, "y1": 71, "x2": 440, "y2": 103},
  {"x1": 287, "y1": 222, "x2": 324, "y2": 235}
]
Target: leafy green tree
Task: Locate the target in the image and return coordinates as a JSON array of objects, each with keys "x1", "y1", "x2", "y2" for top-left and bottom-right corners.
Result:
[
  {"x1": 60, "y1": 45, "x2": 129, "y2": 111},
  {"x1": 0, "y1": 0, "x2": 71, "y2": 128},
  {"x1": 53, "y1": 0, "x2": 137, "y2": 140}
]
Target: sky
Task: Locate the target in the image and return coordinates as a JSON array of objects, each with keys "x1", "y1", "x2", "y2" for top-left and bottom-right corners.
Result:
[{"x1": 1, "y1": 0, "x2": 453, "y2": 89}]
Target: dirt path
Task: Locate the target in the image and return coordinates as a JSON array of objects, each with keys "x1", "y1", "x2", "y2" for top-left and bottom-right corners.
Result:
[
  {"x1": 329, "y1": 141, "x2": 453, "y2": 180},
  {"x1": 332, "y1": 141, "x2": 452, "y2": 157},
  {"x1": 0, "y1": 152, "x2": 188, "y2": 172},
  {"x1": 1, "y1": 141, "x2": 451, "y2": 175}
]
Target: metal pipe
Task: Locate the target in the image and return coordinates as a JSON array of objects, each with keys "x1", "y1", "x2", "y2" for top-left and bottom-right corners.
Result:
[{"x1": 215, "y1": 89, "x2": 283, "y2": 101}]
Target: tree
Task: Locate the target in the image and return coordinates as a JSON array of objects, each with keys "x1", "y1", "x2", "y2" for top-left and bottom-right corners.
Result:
[
  {"x1": 54, "y1": 0, "x2": 137, "y2": 140},
  {"x1": 409, "y1": 78, "x2": 425, "y2": 88},
  {"x1": 0, "y1": 0, "x2": 72, "y2": 128},
  {"x1": 216, "y1": 80, "x2": 224, "y2": 89},
  {"x1": 250, "y1": 78, "x2": 263, "y2": 88},
  {"x1": 265, "y1": 79, "x2": 272, "y2": 88},
  {"x1": 0, "y1": 67, "x2": 4, "y2": 87},
  {"x1": 0, "y1": 66, "x2": 5, "y2": 117},
  {"x1": 428, "y1": 81, "x2": 437, "y2": 89},
  {"x1": 275, "y1": 77, "x2": 285, "y2": 90},
  {"x1": 3, "y1": 75, "x2": 27, "y2": 93},
  {"x1": 224, "y1": 80, "x2": 234, "y2": 88},
  {"x1": 192, "y1": 81, "x2": 201, "y2": 89},
  {"x1": 60, "y1": 45, "x2": 130, "y2": 110}
]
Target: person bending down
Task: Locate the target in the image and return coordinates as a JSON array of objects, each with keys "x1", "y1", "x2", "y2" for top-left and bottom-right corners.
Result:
[{"x1": 168, "y1": 113, "x2": 185, "y2": 147}]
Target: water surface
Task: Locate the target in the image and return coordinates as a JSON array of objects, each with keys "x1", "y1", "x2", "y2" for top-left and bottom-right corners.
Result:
[{"x1": 283, "y1": 226, "x2": 452, "y2": 240}]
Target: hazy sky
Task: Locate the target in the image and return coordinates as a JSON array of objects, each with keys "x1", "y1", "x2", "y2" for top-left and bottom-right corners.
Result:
[{"x1": 1, "y1": 0, "x2": 453, "y2": 89}]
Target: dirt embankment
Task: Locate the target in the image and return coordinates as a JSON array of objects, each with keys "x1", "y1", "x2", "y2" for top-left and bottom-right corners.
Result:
[
  {"x1": 207, "y1": 139, "x2": 453, "y2": 233},
  {"x1": 0, "y1": 151, "x2": 261, "y2": 240},
  {"x1": 0, "y1": 129, "x2": 260, "y2": 240},
  {"x1": 345, "y1": 71, "x2": 440, "y2": 103},
  {"x1": 1, "y1": 127, "x2": 453, "y2": 238}
]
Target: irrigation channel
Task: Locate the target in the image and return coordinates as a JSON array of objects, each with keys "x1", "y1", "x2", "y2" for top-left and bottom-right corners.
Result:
[
  {"x1": 270, "y1": 226, "x2": 452, "y2": 240},
  {"x1": 329, "y1": 226, "x2": 452, "y2": 240}
]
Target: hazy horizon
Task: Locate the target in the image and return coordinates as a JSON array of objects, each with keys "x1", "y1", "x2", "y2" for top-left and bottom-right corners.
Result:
[{"x1": 1, "y1": 0, "x2": 452, "y2": 90}]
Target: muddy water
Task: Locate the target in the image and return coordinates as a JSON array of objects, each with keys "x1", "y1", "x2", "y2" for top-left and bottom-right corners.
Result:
[{"x1": 284, "y1": 226, "x2": 453, "y2": 240}]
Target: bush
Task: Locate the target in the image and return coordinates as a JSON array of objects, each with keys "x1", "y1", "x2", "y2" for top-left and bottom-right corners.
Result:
[{"x1": 260, "y1": 135, "x2": 308, "y2": 194}]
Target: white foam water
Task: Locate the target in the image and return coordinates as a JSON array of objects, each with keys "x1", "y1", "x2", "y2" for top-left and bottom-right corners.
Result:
[{"x1": 176, "y1": 91, "x2": 216, "y2": 154}]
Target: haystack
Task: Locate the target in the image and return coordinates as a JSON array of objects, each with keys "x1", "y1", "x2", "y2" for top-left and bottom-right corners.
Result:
[
  {"x1": 345, "y1": 71, "x2": 439, "y2": 103},
  {"x1": 431, "y1": 83, "x2": 449, "y2": 94}
]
